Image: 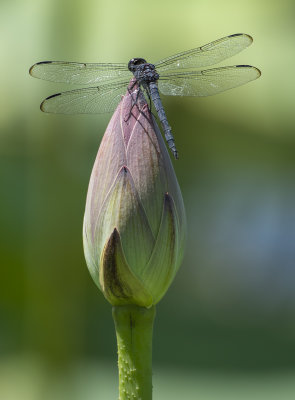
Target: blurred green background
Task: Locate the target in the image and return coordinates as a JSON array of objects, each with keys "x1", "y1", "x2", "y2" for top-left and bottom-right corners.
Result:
[{"x1": 1, "y1": 0, "x2": 295, "y2": 398}]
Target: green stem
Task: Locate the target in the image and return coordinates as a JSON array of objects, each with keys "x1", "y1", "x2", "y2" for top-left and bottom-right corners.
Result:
[{"x1": 112, "y1": 305, "x2": 156, "y2": 400}]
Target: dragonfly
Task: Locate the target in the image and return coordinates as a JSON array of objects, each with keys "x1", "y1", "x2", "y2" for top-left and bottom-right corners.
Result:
[{"x1": 29, "y1": 33, "x2": 261, "y2": 159}]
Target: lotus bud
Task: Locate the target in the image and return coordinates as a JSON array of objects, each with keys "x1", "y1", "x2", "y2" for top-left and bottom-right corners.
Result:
[{"x1": 83, "y1": 79, "x2": 186, "y2": 307}]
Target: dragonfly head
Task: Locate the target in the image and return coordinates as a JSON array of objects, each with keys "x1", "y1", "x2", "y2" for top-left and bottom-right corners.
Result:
[{"x1": 128, "y1": 58, "x2": 147, "y2": 72}]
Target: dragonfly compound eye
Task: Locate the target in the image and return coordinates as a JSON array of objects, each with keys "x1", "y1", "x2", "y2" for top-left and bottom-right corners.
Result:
[{"x1": 128, "y1": 58, "x2": 147, "y2": 71}]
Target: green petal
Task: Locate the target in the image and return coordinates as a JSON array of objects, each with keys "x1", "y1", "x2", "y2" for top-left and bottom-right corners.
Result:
[
  {"x1": 151, "y1": 115, "x2": 187, "y2": 249},
  {"x1": 100, "y1": 228, "x2": 153, "y2": 307},
  {"x1": 94, "y1": 166, "x2": 155, "y2": 275},
  {"x1": 142, "y1": 193, "x2": 180, "y2": 304},
  {"x1": 83, "y1": 214, "x2": 101, "y2": 289}
]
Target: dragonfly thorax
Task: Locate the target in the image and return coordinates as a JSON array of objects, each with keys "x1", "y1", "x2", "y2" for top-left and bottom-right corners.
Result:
[{"x1": 128, "y1": 58, "x2": 159, "y2": 84}]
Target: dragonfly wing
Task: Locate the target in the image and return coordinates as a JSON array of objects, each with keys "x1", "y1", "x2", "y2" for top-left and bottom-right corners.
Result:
[
  {"x1": 155, "y1": 34, "x2": 253, "y2": 71},
  {"x1": 40, "y1": 81, "x2": 130, "y2": 114},
  {"x1": 29, "y1": 61, "x2": 130, "y2": 84},
  {"x1": 158, "y1": 65, "x2": 261, "y2": 97}
]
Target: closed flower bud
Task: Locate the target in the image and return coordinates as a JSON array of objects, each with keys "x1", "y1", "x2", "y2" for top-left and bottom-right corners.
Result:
[{"x1": 83, "y1": 79, "x2": 186, "y2": 307}]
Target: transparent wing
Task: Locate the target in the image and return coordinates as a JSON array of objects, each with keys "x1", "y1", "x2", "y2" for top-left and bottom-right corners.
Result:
[
  {"x1": 29, "y1": 61, "x2": 130, "y2": 84},
  {"x1": 158, "y1": 65, "x2": 261, "y2": 97},
  {"x1": 40, "y1": 80, "x2": 130, "y2": 114},
  {"x1": 155, "y1": 33, "x2": 253, "y2": 71}
]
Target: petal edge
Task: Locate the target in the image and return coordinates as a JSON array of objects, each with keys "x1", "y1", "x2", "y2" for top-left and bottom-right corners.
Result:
[{"x1": 100, "y1": 228, "x2": 153, "y2": 307}]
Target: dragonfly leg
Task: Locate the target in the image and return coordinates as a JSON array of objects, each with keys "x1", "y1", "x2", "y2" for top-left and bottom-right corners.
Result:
[
  {"x1": 125, "y1": 81, "x2": 141, "y2": 122},
  {"x1": 143, "y1": 86, "x2": 152, "y2": 111},
  {"x1": 125, "y1": 83, "x2": 155, "y2": 136}
]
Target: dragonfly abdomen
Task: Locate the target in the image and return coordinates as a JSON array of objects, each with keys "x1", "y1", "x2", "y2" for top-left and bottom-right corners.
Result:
[{"x1": 149, "y1": 82, "x2": 178, "y2": 159}]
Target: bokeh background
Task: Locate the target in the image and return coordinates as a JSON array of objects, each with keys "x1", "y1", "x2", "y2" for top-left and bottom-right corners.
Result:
[{"x1": 1, "y1": 0, "x2": 295, "y2": 398}]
